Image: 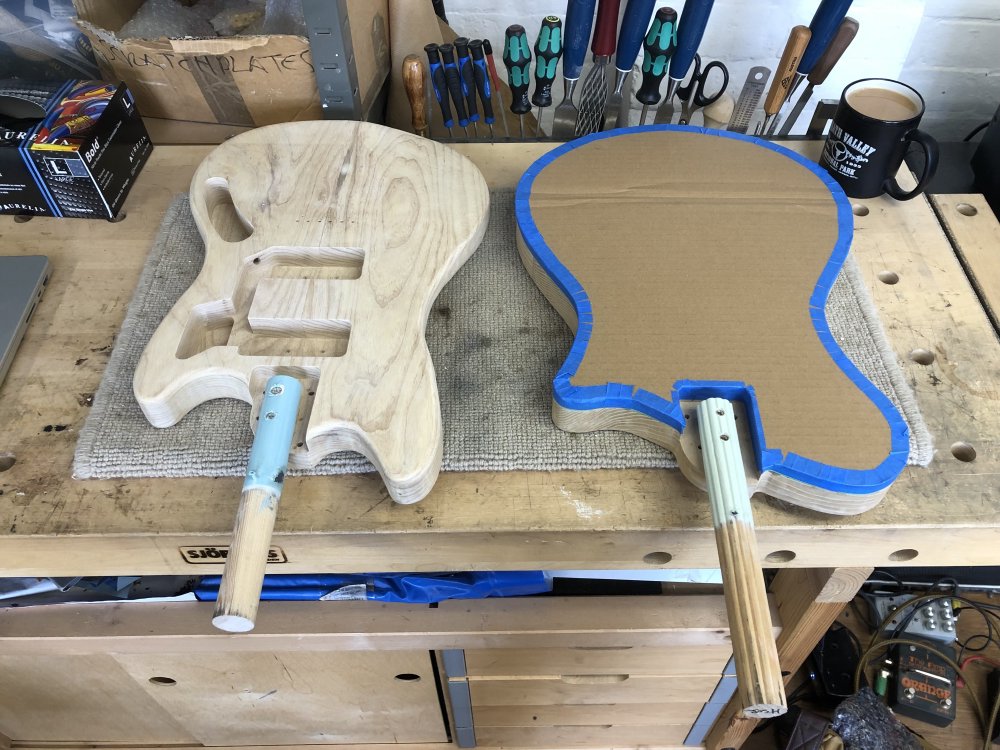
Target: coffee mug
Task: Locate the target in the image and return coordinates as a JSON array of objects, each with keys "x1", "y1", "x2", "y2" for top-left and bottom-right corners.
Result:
[{"x1": 820, "y1": 78, "x2": 939, "y2": 201}]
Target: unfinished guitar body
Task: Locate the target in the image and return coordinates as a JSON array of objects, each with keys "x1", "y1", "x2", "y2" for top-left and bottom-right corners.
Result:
[
  {"x1": 134, "y1": 121, "x2": 489, "y2": 504},
  {"x1": 516, "y1": 126, "x2": 909, "y2": 515}
]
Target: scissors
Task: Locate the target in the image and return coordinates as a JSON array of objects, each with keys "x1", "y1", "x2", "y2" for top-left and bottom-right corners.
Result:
[{"x1": 676, "y1": 54, "x2": 730, "y2": 126}]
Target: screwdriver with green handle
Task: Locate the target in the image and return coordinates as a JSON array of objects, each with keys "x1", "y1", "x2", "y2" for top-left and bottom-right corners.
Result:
[
  {"x1": 469, "y1": 39, "x2": 497, "y2": 140},
  {"x1": 532, "y1": 16, "x2": 563, "y2": 137},
  {"x1": 653, "y1": 0, "x2": 716, "y2": 124},
  {"x1": 503, "y1": 24, "x2": 532, "y2": 140},
  {"x1": 635, "y1": 6, "x2": 677, "y2": 126},
  {"x1": 439, "y1": 43, "x2": 471, "y2": 138},
  {"x1": 454, "y1": 38, "x2": 481, "y2": 138},
  {"x1": 603, "y1": 0, "x2": 656, "y2": 130}
]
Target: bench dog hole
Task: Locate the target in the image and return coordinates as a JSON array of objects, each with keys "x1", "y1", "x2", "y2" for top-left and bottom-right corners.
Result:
[
  {"x1": 642, "y1": 551, "x2": 672, "y2": 565},
  {"x1": 951, "y1": 442, "x2": 976, "y2": 462},
  {"x1": 764, "y1": 550, "x2": 796, "y2": 564}
]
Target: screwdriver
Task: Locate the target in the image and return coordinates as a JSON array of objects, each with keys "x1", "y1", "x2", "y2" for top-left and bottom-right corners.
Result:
[
  {"x1": 778, "y1": 16, "x2": 858, "y2": 135},
  {"x1": 653, "y1": 0, "x2": 715, "y2": 124},
  {"x1": 787, "y1": 0, "x2": 855, "y2": 101},
  {"x1": 635, "y1": 6, "x2": 677, "y2": 125},
  {"x1": 757, "y1": 24, "x2": 811, "y2": 136},
  {"x1": 468, "y1": 39, "x2": 497, "y2": 140},
  {"x1": 439, "y1": 43, "x2": 471, "y2": 138},
  {"x1": 604, "y1": 0, "x2": 656, "y2": 131},
  {"x1": 401, "y1": 54, "x2": 428, "y2": 137},
  {"x1": 502, "y1": 24, "x2": 532, "y2": 140},
  {"x1": 424, "y1": 43, "x2": 454, "y2": 139},
  {"x1": 532, "y1": 16, "x2": 563, "y2": 137},
  {"x1": 483, "y1": 39, "x2": 510, "y2": 139},
  {"x1": 454, "y1": 37, "x2": 481, "y2": 137}
]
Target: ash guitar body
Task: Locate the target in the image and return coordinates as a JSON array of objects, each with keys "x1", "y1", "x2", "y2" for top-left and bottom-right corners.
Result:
[
  {"x1": 134, "y1": 121, "x2": 490, "y2": 504},
  {"x1": 515, "y1": 126, "x2": 909, "y2": 515}
]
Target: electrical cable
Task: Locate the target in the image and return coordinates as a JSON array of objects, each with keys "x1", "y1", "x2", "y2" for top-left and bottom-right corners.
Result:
[
  {"x1": 964, "y1": 121, "x2": 990, "y2": 142},
  {"x1": 853, "y1": 637, "x2": 987, "y2": 743},
  {"x1": 859, "y1": 591, "x2": 1000, "y2": 750}
]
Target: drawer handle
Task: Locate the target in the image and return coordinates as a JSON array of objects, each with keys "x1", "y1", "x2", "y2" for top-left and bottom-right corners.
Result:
[
  {"x1": 560, "y1": 674, "x2": 630, "y2": 684},
  {"x1": 570, "y1": 646, "x2": 634, "y2": 651}
]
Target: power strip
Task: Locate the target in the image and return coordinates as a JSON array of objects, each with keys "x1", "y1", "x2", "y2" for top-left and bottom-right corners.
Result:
[{"x1": 870, "y1": 594, "x2": 958, "y2": 644}]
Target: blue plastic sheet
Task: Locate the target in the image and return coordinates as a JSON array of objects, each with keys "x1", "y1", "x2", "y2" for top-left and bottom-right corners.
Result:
[{"x1": 195, "y1": 571, "x2": 551, "y2": 603}]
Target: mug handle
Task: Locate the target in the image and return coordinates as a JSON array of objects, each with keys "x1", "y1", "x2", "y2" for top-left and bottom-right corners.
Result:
[{"x1": 885, "y1": 129, "x2": 939, "y2": 201}]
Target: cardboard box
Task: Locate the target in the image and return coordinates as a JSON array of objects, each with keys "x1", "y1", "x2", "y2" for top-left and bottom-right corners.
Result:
[
  {"x1": 0, "y1": 79, "x2": 152, "y2": 219},
  {"x1": 72, "y1": 0, "x2": 389, "y2": 128}
]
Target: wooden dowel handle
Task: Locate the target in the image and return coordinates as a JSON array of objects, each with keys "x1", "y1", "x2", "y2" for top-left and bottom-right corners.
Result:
[
  {"x1": 212, "y1": 486, "x2": 281, "y2": 632},
  {"x1": 697, "y1": 398, "x2": 786, "y2": 719},
  {"x1": 764, "y1": 25, "x2": 811, "y2": 116},
  {"x1": 808, "y1": 17, "x2": 859, "y2": 86},
  {"x1": 402, "y1": 54, "x2": 428, "y2": 137},
  {"x1": 212, "y1": 375, "x2": 302, "y2": 633}
]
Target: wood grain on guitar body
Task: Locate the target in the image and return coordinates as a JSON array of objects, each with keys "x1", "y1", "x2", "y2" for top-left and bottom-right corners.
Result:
[{"x1": 134, "y1": 121, "x2": 490, "y2": 505}]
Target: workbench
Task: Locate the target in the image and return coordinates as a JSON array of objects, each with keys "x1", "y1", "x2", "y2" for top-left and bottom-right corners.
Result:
[{"x1": 0, "y1": 140, "x2": 997, "y2": 750}]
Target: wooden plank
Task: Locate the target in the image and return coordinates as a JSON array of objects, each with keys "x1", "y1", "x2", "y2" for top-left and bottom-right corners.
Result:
[
  {"x1": 473, "y1": 703, "x2": 704, "y2": 727},
  {"x1": 112, "y1": 651, "x2": 447, "y2": 745},
  {"x1": 930, "y1": 194, "x2": 1000, "y2": 334},
  {"x1": 0, "y1": 655, "x2": 196, "y2": 744},
  {"x1": 470, "y1": 675, "x2": 720, "y2": 706},
  {"x1": 474, "y1": 724, "x2": 691, "y2": 748},
  {"x1": 0, "y1": 596, "x2": 736, "y2": 654},
  {"x1": 1, "y1": 143, "x2": 998, "y2": 574},
  {"x1": 464, "y1": 646, "x2": 732, "y2": 677},
  {"x1": 9, "y1": 746, "x2": 449, "y2": 750}
]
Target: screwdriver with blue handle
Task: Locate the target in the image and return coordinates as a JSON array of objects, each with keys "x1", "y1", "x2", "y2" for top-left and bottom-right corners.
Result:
[
  {"x1": 778, "y1": 16, "x2": 858, "y2": 135},
  {"x1": 483, "y1": 40, "x2": 511, "y2": 139},
  {"x1": 636, "y1": 6, "x2": 677, "y2": 125},
  {"x1": 439, "y1": 43, "x2": 471, "y2": 138},
  {"x1": 454, "y1": 38, "x2": 481, "y2": 138},
  {"x1": 468, "y1": 39, "x2": 497, "y2": 140},
  {"x1": 503, "y1": 24, "x2": 533, "y2": 140},
  {"x1": 532, "y1": 16, "x2": 563, "y2": 137},
  {"x1": 424, "y1": 43, "x2": 454, "y2": 139},
  {"x1": 603, "y1": 0, "x2": 656, "y2": 130},
  {"x1": 550, "y1": 0, "x2": 598, "y2": 140},
  {"x1": 653, "y1": 0, "x2": 716, "y2": 124},
  {"x1": 786, "y1": 0, "x2": 855, "y2": 103}
]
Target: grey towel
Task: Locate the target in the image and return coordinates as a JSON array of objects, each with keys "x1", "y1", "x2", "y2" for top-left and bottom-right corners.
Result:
[{"x1": 74, "y1": 190, "x2": 932, "y2": 479}]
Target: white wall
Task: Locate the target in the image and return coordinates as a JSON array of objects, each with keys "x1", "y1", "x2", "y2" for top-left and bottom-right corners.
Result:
[{"x1": 444, "y1": 0, "x2": 999, "y2": 139}]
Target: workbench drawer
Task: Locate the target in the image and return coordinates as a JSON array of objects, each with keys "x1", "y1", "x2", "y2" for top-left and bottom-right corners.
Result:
[
  {"x1": 475, "y1": 724, "x2": 693, "y2": 748},
  {"x1": 464, "y1": 645, "x2": 732, "y2": 676},
  {"x1": 469, "y1": 673, "x2": 720, "y2": 706},
  {"x1": 0, "y1": 651, "x2": 447, "y2": 746},
  {"x1": 472, "y1": 702, "x2": 704, "y2": 726}
]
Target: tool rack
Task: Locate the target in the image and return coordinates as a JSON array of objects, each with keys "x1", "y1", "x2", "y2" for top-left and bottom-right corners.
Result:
[{"x1": 0, "y1": 140, "x2": 997, "y2": 749}]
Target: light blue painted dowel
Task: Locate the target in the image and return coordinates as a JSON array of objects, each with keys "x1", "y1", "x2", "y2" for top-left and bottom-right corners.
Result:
[{"x1": 213, "y1": 375, "x2": 303, "y2": 633}]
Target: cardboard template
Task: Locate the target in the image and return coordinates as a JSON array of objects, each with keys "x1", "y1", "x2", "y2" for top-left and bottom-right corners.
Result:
[{"x1": 515, "y1": 126, "x2": 909, "y2": 512}]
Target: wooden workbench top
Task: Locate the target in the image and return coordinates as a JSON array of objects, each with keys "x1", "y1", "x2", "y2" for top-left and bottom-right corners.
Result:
[{"x1": 0, "y1": 141, "x2": 997, "y2": 577}]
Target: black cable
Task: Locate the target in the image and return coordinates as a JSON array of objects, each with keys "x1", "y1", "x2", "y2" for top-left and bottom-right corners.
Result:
[{"x1": 964, "y1": 121, "x2": 991, "y2": 142}]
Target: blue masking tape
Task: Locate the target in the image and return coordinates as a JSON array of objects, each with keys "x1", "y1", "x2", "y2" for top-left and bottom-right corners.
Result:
[{"x1": 515, "y1": 125, "x2": 909, "y2": 497}]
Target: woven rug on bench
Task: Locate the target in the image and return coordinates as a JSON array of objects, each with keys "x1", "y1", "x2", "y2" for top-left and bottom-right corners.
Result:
[{"x1": 74, "y1": 189, "x2": 933, "y2": 479}]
